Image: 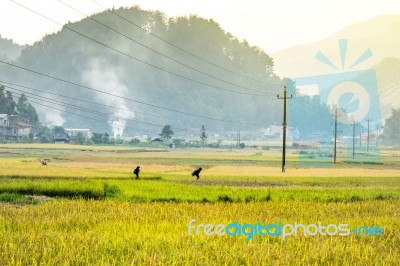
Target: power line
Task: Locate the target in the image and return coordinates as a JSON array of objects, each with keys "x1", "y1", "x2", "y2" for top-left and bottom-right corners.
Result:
[
  {"x1": 9, "y1": 0, "x2": 270, "y2": 97},
  {"x1": 8, "y1": 90, "x2": 163, "y2": 135},
  {"x1": 90, "y1": 0, "x2": 283, "y2": 87},
  {"x1": 27, "y1": 99, "x2": 161, "y2": 135},
  {"x1": 333, "y1": 108, "x2": 341, "y2": 164},
  {"x1": 58, "y1": 0, "x2": 274, "y2": 94},
  {"x1": 0, "y1": 80, "x2": 175, "y2": 121},
  {"x1": 5, "y1": 85, "x2": 200, "y2": 133},
  {"x1": 0, "y1": 61, "x2": 265, "y2": 126}
]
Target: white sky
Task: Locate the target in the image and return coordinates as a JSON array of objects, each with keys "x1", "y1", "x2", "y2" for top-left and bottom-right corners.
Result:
[{"x1": 1, "y1": 0, "x2": 400, "y2": 53}]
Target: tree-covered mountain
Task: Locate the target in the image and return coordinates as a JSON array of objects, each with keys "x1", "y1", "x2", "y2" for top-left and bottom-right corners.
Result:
[
  {"x1": 0, "y1": 6, "x2": 282, "y2": 138},
  {"x1": 0, "y1": 35, "x2": 25, "y2": 61}
]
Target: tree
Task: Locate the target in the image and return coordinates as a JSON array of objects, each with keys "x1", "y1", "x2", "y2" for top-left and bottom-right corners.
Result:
[
  {"x1": 91, "y1": 132, "x2": 103, "y2": 144},
  {"x1": 74, "y1": 132, "x2": 86, "y2": 145},
  {"x1": 16, "y1": 94, "x2": 29, "y2": 117},
  {"x1": 37, "y1": 125, "x2": 52, "y2": 143},
  {"x1": 0, "y1": 85, "x2": 15, "y2": 114},
  {"x1": 0, "y1": 85, "x2": 8, "y2": 114},
  {"x1": 5, "y1": 91, "x2": 16, "y2": 114},
  {"x1": 200, "y1": 125, "x2": 207, "y2": 147},
  {"x1": 129, "y1": 138, "x2": 140, "y2": 145},
  {"x1": 160, "y1": 125, "x2": 174, "y2": 140},
  {"x1": 52, "y1": 126, "x2": 65, "y2": 135},
  {"x1": 102, "y1": 133, "x2": 110, "y2": 144},
  {"x1": 382, "y1": 108, "x2": 400, "y2": 146}
]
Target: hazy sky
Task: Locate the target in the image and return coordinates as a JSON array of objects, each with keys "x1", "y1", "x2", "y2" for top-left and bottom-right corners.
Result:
[{"x1": 1, "y1": 0, "x2": 400, "y2": 52}]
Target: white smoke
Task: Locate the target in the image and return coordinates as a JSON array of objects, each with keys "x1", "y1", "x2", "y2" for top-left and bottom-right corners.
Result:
[
  {"x1": 81, "y1": 58, "x2": 135, "y2": 137},
  {"x1": 42, "y1": 109, "x2": 66, "y2": 127}
]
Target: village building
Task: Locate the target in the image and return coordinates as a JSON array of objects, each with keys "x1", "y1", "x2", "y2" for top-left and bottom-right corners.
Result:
[
  {"x1": 0, "y1": 114, "x2": 32, "y2": 140},
  {"x1": 65, "y1": 128, "x2": 92, "y2": 138}
]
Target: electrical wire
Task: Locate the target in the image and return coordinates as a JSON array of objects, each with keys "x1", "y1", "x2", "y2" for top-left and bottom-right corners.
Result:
[
  {"x1": 9, "y1": 0, "x2": 273, "y2": 97},
  {"x1": 0, "y1": 61, "x2": 266, "y2": 126},
  {"x1": 5, "y1": 85, "x2": 201, "y2": 133},
  {"x1": 58, "y1": 0, "x2": 275, "y2": 94},
  {"x1": 90, "y1": 0, "x2": 283, "y2": 87},
  {"x1": 0, "y1": 80, "x2": 175, "y2": 121}
]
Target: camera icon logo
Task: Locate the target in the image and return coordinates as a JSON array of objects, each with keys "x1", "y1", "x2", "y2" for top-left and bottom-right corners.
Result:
[{"x1": 286, "y1": 39, "x2": 382, "y2": 164}]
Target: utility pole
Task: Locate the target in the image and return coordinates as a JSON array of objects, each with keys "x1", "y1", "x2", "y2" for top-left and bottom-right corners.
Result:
[
  {"x1": 334, "y1": 109, "x2": 339, "y2": 164},
  {"x1": 277, "y1": 85, "x2": 292, "y2": 173},
  {"x1": 376, "y1": 124, "x2": 379, "y2": 147},
  {"x1": 352, "y1": 121, "x2": 355, "y2": 159},
  {"x1": 236, "y1": 129, "x2": 241, "y2": 148},
  {"x1": 239, "y1": 130, "x2": 241, "y2": 147},
  {"x1": 236, "y1": 130, "x2": 238, "y2": 148},
  {"x1": 366, "y1": 118, "x2": 371, "y2": 152}
]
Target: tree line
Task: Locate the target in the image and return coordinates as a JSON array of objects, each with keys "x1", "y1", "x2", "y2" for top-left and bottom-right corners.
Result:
[{"x1": 0, "y1": 85, "x2": 39, "y2": 126}]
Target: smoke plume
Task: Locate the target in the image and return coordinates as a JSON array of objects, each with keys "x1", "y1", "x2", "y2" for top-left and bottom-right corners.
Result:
[{"x1": 81, "y1": 58, "x2": 135, "y2": 137}]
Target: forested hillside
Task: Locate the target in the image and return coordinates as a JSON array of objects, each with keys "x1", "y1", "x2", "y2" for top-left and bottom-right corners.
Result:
[
  {"x1": 0, "y1": 35, "x2": 25, "y2": 61},
  {"x1": 0, "y1": 7, "x2": 282, "y2": 137}
]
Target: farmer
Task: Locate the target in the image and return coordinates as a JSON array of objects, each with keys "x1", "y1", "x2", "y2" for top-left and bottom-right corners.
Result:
[
  {"x1": 191, "y1": 167, "x2": 202, "y2": 179},
  {"x1": 133, "y1": 165, "x2": 140, "y2": 179}
]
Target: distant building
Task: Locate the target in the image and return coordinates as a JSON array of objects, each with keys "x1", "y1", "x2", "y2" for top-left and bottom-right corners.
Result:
[
  {"x1": 0, "y1": 114, "x2": 32, "y2": 140},
  {"x1": 292, "y1": 141, "x2": 321, "y2": 149},
  {"x1": 65, "y1": 128, "x2": 92, "y2": 138},
  {"x1": 0, "y1": 114, "x2": 9, "y2": 127},
  {"x1": 0, "y1": 114, "x2": 11, "y2": 138},
  {"x1": 261, "y1": 124, "x2": 299, "y2": 140},
  {"x1": 53, "y1": 133, "x2": 70, "y2": 143}
]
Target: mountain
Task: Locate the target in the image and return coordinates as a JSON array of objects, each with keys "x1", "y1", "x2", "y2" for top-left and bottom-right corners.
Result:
[
  {"x1": 272, "y1": 14, "x2": 400, "y2": 122},
  {"x1": 0, "y1": 35, "x2": 25, "y2": 61},
  {"x1": 0, "y1": 7, "x2": 282, "y2": 137},
  {"x1": 374, "y1": 57, "x2": 400, "y2": 118},
  {"x1": 272, "y1": 14, "x2": 400, "y2": 78}
]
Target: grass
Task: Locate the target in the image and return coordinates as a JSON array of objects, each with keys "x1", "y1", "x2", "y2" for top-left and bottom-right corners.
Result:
[
  {"x1": 0, "y1": 144, "x2": 399, "y2": 264},
  {"x1": 0, "y1": 200, "x2": 399, "y2": 265},
  {"x1": 0, "y1": 193, "x2": 41, "y2": 204},
  {"x1": 0, "y1": 178, "x2": 104, "y2": 199}
]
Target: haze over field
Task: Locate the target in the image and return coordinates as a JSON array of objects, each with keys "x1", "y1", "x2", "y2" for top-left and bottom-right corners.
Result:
[
  {"x1": 1, "y1": 2, "x2": 400, "y2": 265},
  {"x1": 0, "y1": 1, "x2": 399, "y2": 141}
]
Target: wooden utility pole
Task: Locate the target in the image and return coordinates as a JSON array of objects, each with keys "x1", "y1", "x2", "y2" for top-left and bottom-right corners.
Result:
[
  {"x1": 277, "y1": 85, "x2": 292, "y2": 173},
  {"x1": 334, "y1": 109, "x2": 338, "y2": 164},
  {"x1": 236, "y1": 129, "x2": 241, "y2": 148},
  {"x1": 353, "y1": 121, "x2": 355, "y2": 159},
  {"x1": 366, "y1": 118, "x2": 371, "y2": 152}
]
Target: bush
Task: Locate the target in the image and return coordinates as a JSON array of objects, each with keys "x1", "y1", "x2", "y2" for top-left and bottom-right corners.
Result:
[
  {"x1": 129, "y1": 138, "x2": 141, "y2": 145},
  {"x1": 103, "y1": 184, "x2": 122, "y2": 198},
  {"x1": 217, "y1": 195, "x2": 234, "y2": 202}
]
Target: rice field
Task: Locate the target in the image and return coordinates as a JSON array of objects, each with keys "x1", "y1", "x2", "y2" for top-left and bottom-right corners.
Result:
[{"x1": 0, "y1": 144, "x2": 399, "y2": 265}]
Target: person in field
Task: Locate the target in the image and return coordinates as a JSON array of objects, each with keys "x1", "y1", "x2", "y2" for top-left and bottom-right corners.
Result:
[
  {"x1": 133, "y1": 166, "x2": 140, "y2": 179},
  {"x1": 191, "y1": 167, "x2": 202, "y2": 179}
]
